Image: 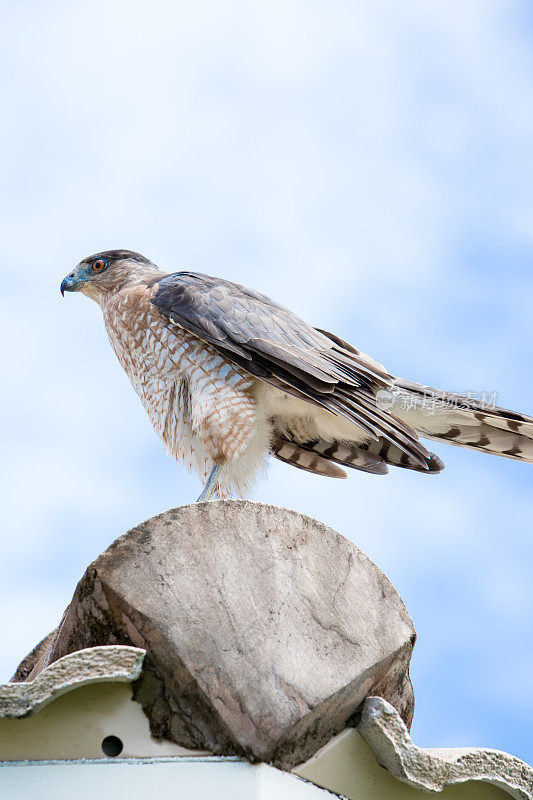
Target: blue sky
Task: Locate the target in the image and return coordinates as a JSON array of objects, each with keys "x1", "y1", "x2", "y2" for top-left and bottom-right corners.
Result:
[{"x1": 0, "y1": 0, "x2": 532, "y2": 763}]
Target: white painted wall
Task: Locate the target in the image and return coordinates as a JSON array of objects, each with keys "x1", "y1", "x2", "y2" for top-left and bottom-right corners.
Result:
[{"x1": 1, "y1": 759, "x2": 334, "y2": 800}]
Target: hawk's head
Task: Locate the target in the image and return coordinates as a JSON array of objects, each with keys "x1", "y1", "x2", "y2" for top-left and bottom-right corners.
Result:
[{"x1": 60, "y1": 250, "x2": 160, "y2": 302}]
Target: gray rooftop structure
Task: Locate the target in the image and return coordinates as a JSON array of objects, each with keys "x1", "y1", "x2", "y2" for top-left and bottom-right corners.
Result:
[{"x1": 1, "y1": 502, "x2": 531, "y2": 799}]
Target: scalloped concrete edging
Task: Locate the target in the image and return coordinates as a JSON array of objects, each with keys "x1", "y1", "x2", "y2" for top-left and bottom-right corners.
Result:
[
  {"x1": 0, "y1": 646, "x2": 145, "y2": 719},
  {"x1": 358, "y1": 697, "x2": 532, "y2": 800}
]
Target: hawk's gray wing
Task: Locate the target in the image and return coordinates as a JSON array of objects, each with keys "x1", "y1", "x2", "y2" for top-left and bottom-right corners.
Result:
[{"x1": 151, "y1": 271, "x2": 431, "y2": 467}]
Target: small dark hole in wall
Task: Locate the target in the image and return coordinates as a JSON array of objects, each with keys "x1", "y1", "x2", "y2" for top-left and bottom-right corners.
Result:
[{"x1": 101, "y1": 735, "x2": 123, "y2": 757}]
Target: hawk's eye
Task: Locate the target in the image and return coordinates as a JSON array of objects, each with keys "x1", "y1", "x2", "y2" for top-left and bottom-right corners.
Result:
[{"x1": 92, "y1": 259, "x2": 107, "y2": 273}]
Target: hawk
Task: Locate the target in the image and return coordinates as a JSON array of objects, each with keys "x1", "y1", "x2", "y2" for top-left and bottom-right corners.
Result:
[{"x1": 61, "y1": 250, "x2": 533, "y2": 500}]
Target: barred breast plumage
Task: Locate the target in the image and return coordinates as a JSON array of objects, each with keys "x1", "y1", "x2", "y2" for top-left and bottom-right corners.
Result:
[{"x1": 103, "y1": 284, "x2": 270, "y2": 496}]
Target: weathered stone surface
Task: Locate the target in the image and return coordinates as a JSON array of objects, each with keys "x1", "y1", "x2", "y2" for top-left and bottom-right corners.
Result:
[
  {"x1": 10, "y1": 631, "x2": 55, "y2": 683},
  {"x1": 1, "y1": 646, "x2": 145, "y2": 718},
  {"x1": 358, "y1": 697, "x2": 533, "y2": 800},
  {"x1": 13, "y1": 501, "x2": 416, "y2": 768}
]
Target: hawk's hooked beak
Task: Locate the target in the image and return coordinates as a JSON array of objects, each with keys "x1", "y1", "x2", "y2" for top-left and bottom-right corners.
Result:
[{"x1": 60, "y1": 271, "x2": 83, "y2": 296}]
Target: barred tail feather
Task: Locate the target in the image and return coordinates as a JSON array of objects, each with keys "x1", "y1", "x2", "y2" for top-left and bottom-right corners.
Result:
[
  {"x1": 271, "y1": 432, "x2": 444, "y2": 477},
  {"x1": 361, "y1": 438, "x2": 444, "y2": 473},
  {"x1": 271, "y1": 435, "x2": 383, "y2": 477},
  {"x1": 272, "y1": 437, "x2": 348, "y2": 478},
  {"x1": 392, "y1": 379, "x2": 533, "y2": 463}
]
